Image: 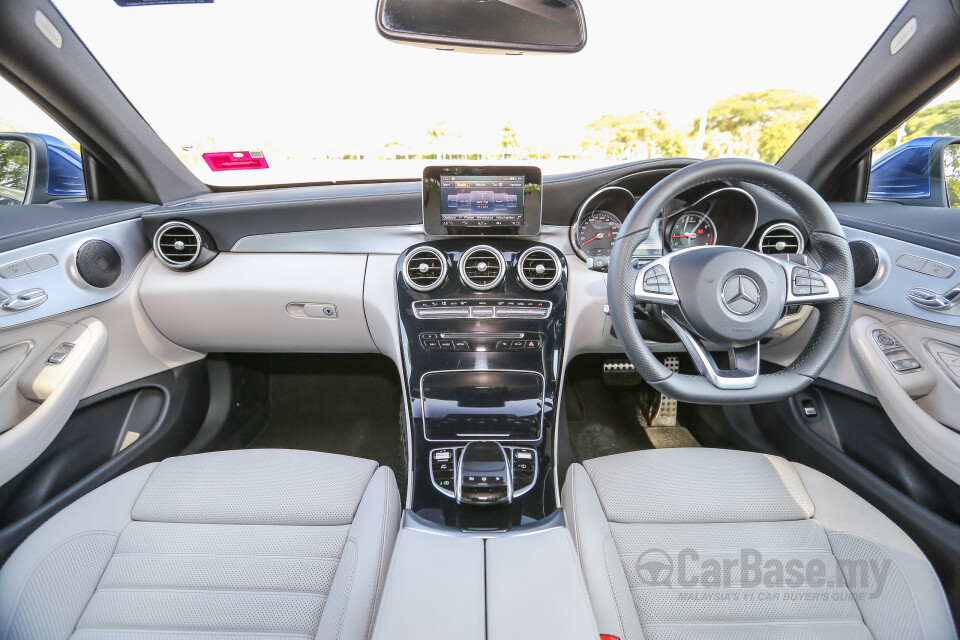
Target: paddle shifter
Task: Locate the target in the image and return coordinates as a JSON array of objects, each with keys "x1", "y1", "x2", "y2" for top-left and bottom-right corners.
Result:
[{"x1": 456, "y1": 441, "x2": 512, "y2": 506}]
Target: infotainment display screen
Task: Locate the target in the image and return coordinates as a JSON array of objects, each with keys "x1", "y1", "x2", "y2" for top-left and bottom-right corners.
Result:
[
  {"x1": 440, "y1": 175, "x2": 524, "y2": 226},
  {"x1": 423, "y1": 166, "x2": 542, "y2": 236}
]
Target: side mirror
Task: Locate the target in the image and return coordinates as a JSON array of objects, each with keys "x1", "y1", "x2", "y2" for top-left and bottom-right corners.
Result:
[
  {"x1": 945, "y1": 142, "x2": 959, "y2": 208},
  {"x1": 376, "y1": 0, "x2": 586, "y2": 55},
  {"x1": 868, "y1": 135, "x2": 960, "y2": 207},
  {"x1": 0, "y1": 133, "x2": 85, "y2": 206}
]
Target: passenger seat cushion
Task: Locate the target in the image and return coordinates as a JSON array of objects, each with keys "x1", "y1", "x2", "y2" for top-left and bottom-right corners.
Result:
[
  {"x1": 132, "y1": 448, "x2": 378, "y2": 526},
  {"x1": 565, "y1": 449, "x2": 957, "y2": 640},
  {"x1": 0, "y1": 449, "x2": 399, "y2": 640},
  {"x1": 582, "y1": 447, "x2": 814, "y2": 524}
]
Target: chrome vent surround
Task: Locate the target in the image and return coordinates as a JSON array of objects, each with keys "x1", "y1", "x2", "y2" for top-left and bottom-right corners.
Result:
[
  {"x1": 459, "y1": 245, "x2": 506, "y2": 291},
  {"x1": 517, "y1": 247, "x2": 561, "y2": 291},
  {"x1": 403, "y1": 246, "x2": 448, "y2": 291},
  {"x1": 154, "y1": 221, "x2": 202, "y2": 269},
  {"x1": 758, "y1": 223, "x2": 804, "y2": 255}
]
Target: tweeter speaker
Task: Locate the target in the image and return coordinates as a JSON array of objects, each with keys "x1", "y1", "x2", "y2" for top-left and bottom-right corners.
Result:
[
  {"x1": 848, "y1": 240, "x2": 880, "y2": 288},
  {"x1": 76, "y1": 239, "x2": 122, "y2": 288}
]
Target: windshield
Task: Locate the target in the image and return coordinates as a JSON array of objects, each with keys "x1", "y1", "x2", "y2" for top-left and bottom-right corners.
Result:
[{"x1": 54, "y1": 0, "x2": 908, "y2": 187}]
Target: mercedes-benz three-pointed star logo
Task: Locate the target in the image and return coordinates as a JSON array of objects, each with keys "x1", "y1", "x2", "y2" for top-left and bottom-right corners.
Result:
[{"x1": 721, "y1": 275, "x2": 761, "y2": 315}]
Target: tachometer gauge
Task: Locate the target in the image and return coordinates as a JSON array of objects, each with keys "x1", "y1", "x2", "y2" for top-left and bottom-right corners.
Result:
[
  {"x1": 669, "y1": 212, "x2": 716, "y2": 249},
  {"x1": 577, "y1": 210, "x2": 621, "y2": 257}
]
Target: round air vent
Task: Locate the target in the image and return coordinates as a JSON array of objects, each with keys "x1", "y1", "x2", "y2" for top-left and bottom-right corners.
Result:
[
  {"x1": 849, "y1": 240, "x2": 880, "y2": 288},
  {"x1": 402, "y1": 246, "x2": 448, "y2": 291},
  {"x1": 75, "y1": 239, "x2": 122, "y2": 288},
  {"x1": 154, "y1": 221, "x2": 202, "y2": 269},
  {"x1": 459, "y1": 245, "x2": 505, "y2": 291},
  {"x1": 518, "y1": 247, "x2": 561, "y2": 291},
  {"x1": 758, "y1": 223, "x2": 804, "y2": 255}
]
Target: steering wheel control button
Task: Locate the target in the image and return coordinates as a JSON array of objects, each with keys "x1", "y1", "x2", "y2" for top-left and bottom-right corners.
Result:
[
  {"x1": 721, "y1": 275, "x2": 762, "y2": 315},
  {"x1": 790, "y1": 267, "x2": 825, "y2": 297},
  {"x1": 642, "y1": 265, "x2": 674, "y2": 295}
]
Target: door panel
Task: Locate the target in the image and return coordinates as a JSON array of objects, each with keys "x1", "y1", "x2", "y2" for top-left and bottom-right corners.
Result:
[{"x1": 0, "y1": 317, "x2": 107, "y2": 485}]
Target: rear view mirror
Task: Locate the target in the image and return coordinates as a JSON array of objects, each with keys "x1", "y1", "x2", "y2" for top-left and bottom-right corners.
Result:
[
  {"x1": 0, "y1": 133, "x2": 85, "y2": 206},
  {"x1": 376, "y1": 0, "x2": 586, "y2": 55}
]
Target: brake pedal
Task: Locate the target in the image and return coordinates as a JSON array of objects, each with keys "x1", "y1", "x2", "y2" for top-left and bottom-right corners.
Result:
[{"x1": 603, "y1": 359, "x2": 641, "y2": 386}]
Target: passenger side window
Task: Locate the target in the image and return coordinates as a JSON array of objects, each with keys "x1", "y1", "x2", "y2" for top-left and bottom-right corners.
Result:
[
  {"x1": 0, "y1": 76, "x2": 84, "y2": 206},
  {"x1": 868, "y1": 79, "x2": 960, "y2": 208}
]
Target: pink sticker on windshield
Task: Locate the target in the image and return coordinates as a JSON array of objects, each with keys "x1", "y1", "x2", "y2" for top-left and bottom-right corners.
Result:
[{"x1": 202, "y1": 151, "x2": 269, "y2": 171}]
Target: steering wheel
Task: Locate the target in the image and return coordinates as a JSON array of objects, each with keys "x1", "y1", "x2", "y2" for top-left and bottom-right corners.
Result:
[{"x1": 608, "y1": 158, "x2": 854, "y2": 404}]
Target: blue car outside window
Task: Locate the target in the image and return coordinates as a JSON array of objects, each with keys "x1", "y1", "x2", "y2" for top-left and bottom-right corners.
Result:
[{"x1": 867, "y1": 145, "x2": 931, "y2": 199}]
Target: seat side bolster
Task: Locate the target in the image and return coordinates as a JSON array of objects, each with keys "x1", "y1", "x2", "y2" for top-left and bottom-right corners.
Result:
[
  {"x1": 794, "y1": 463, "x2": 957, "y2": 640},
  {"x1": 318, "y1": 466, "x2": 401, "y2": 640},
  {"x1": 0, "y1": 462, "x2": 157, "y2": 640},
  {"x1": 562, "y1": 463, "x2": 645, "y2": 640}
]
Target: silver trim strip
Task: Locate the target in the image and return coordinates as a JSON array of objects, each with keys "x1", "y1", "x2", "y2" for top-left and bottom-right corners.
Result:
[
  {"x1": 401, "y1": 507, "x2": 566, "y2": 537},
  {"x1": 230, "y1": 223, "x2": 577, "y2": 256},
  {"x1": 0, "y1": 219, "x2": 149, "y2": 330}
]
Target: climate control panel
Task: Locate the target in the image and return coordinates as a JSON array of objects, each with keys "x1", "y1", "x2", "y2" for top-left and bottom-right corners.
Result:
[{"x1": 413, "y1": 298, "x2": 551, "y2": 320}]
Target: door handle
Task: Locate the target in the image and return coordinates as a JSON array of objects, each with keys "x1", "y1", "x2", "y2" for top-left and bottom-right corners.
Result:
[
  {"x1": 906, "y1": 286, "x2": 960, "y2": 311},
  {"x1": 0, "y1": 288, "x2": 47, "y2": 313}
]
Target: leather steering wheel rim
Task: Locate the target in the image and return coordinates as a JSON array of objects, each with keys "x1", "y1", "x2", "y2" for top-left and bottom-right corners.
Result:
[{"x1": 607, "y1": 158, "x2": 854, "y2": 404}]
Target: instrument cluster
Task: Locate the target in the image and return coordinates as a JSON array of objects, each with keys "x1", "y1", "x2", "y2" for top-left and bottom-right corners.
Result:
[{"x1": 571, "y1": 184, "x2": 760, "y2": 263}]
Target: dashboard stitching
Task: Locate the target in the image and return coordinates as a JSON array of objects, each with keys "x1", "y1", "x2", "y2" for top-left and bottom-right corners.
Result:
[
  {"x1": 0, "y1": 204, "x2": 158, "y2": 241},
  {"x1": 836, "y1": 213, "x2": 960, "y2": 245}
]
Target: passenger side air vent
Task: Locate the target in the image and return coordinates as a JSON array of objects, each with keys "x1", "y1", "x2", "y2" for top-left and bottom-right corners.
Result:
[
  {"x1": 154, "y1": 221, "x2": 202, "y2": 269},
  {"x1": 459, "y1": 245, "x2": 505, "y2": 291},
  {"x1": 518, "y1": 247, "x2": 561, "y2": 291},
  {"x1": 403, "y1": 246, "x2": 448, "y2": 291},
  {"x1": 758, "y1": 223, "x2": 804, "y2": 255}
]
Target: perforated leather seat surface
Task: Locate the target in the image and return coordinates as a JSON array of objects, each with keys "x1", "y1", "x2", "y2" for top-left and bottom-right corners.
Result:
[
  {"x1": 563, "y1": 448, "x2": 956, "y2": 640},
  {"x1": 0, "y1": 449, "x2": 401, "y2": 640}
]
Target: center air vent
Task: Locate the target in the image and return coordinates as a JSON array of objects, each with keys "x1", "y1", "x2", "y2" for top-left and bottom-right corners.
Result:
[
  {"x1": 459, "y1": 245, "x2": 505, "y2": 291},
  {"x1": 403, "y1": 246, "x2": 448, "y2": 291},
  {"x1": 758, "y1": 223, "x2": 804, "y2": 255},
  {"x1": 518, "y1": 247, "x2": 561, "y2": 291},
  {"x1": 154, "y1": 221, "x2": 202, "y2": 269}
]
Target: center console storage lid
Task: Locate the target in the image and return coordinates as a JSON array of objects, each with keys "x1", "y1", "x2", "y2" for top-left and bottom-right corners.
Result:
[
  {"x1": 485, "y1": 527, "x2": 599, "y2": 640},
  {"x1": 371, "y1": 528, "x2": 485, "y2": 640}
]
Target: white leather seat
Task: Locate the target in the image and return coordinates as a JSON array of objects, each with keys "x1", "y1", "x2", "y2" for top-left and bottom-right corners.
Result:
[
  {"x1": 0, "y1": 449, "x2": 401, "y2": 640},
  {"x1": 563, "y1": 448, "x2": 956, "y2": 640}
]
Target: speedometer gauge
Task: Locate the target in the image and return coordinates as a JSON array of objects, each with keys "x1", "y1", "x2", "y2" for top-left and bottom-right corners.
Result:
[
  {"x1": 669, "y1": 213, "x2": 716, "y2": 249},
  {"x1": 577, "y1": 210, "x2": 621, "y2": 257}
]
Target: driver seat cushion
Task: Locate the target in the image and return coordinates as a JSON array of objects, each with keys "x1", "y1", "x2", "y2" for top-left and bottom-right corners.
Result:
[
  {"x1": 0, "y1": 448, "x2": 401, "y2": 640},
  {"x1": 563, "y1": 448, "x2": 956, "y2": 640}
]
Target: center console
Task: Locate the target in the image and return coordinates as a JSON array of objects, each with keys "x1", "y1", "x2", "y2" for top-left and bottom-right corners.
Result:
[{"x1": 399, "y1": 165, "x2": 566, "y2": 529}]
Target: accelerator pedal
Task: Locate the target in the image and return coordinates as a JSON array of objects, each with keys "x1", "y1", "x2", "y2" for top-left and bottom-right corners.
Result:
[{"x1": 644, "y1": 356, "x2": 700, "y2": 448}]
